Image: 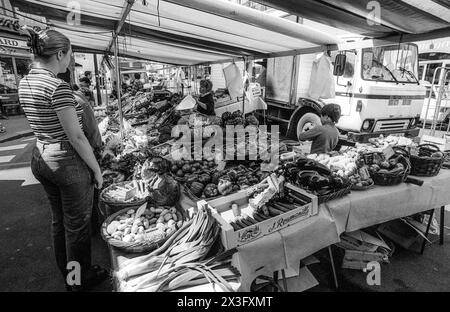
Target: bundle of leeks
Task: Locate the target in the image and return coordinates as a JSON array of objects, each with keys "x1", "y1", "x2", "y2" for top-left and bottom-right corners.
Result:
[{"x1": 115, "y1": 206, "x2": 239, "y2": 292}]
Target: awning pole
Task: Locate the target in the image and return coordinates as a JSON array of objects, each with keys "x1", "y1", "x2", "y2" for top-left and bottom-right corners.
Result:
[
  {"x1": 93, "y1": 53, "x2": 102, "y2": 106},
  {"x1": 113, "y1": 34, "x2": 124, "y2": 140}
]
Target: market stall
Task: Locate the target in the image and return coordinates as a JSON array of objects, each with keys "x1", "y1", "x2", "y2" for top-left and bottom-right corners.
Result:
[{"x1": 13, "y1": 0, "x2": 450, "y2": 294}]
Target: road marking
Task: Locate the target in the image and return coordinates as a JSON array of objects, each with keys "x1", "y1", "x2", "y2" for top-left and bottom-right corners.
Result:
[
  {"x1": 0, "y1": 155, "x2": 15, "y2": 163},
  {"x1": 0, "y1": 143, "x2": 27, "y2": 152}
]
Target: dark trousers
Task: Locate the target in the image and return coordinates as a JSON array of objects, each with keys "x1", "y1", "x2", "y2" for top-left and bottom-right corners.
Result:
[{"x1": 31, "y1": 141, "x2": 94, "y2": 282}]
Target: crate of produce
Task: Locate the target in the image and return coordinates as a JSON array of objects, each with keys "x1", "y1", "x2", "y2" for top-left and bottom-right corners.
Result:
[{"x1": 199, "y1": 182, "x2": 318, "y2": 249}]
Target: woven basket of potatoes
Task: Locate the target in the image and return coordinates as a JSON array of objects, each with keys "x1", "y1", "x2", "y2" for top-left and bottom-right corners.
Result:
[{"x1": 101, "y1": 203, "x2": 187, "y2": 253}]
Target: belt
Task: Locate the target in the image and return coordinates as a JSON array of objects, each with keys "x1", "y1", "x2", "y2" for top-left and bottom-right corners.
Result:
[{"x1": 36, "y1": 140, "x2": 73, "y2": 150}]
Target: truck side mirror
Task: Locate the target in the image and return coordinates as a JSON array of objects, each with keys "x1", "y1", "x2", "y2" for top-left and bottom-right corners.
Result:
[{"x1": 333, "y1": 54, "x2": 347, "y2": 76}]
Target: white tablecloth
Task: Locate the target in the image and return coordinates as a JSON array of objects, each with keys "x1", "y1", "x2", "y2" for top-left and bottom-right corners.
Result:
[{"x1": 326, "y1": 169, "x2": 450, "y2": 234}]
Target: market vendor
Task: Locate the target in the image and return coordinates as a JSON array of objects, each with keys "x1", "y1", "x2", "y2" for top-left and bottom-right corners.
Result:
[
  {"x1": 298, "y1": 104, "x2": 341, "y2": 154},
  {"x1": 196, "y1": 79, "x2": 215, "y2": 116}
]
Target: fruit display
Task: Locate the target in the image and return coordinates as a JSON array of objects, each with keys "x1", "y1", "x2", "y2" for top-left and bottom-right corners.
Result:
[{"x1": 105, "y1": 206, "x2": 185, "y2": 243}]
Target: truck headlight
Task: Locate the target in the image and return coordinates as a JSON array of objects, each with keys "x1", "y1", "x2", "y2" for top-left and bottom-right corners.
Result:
[{"x1": 362, "y1": 119, "x2": 372, "y2": 131}]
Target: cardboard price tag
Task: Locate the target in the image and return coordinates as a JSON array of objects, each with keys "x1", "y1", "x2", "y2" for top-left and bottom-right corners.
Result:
[{"x1": 382, "y1": 145, "x2": 395, "y2": 160}]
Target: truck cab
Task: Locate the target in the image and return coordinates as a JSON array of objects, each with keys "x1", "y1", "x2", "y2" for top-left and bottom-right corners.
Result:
[{"x1": 263, "y1": 42, "x2": 426, "y2": 142}]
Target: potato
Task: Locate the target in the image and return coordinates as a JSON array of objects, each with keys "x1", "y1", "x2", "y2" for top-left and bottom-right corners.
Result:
[
  {"x1": 131, "y1": 225, "x2": 139, "y2": 235},
  {"x1": 111, "y1": 231, "x2": 123, "y2": 238},
  {"x1": 160, "y1": 209, "x2": 170, "y2": 217},
  {"x1": 123, "y1": 227, "x2": 131, "y2": 236},
  {"x1": 126, "y1": 218, "x2": 134, "y2": 225},
  {"x1": 122, "y1": 235, "x2": 133, "y2": 243},
  {"x1": 133, "y1": 219, "x2": 142, "y2": 227},
  {"x1": 106, "y1": 221, "x2": 120, "y2": 235},
  {"x1": 164, "y1": 213, "x2": 172, "y2": 222},
  {"x1": 112, "y1": 234, "x2": 123, "y2": 241},
  {"x1": 156, "y1": 222, "x2": 166, "y2": 231},
  {"x1": 138, "y1": 226, "x2": 144, "y2": 234},
  {"x1": 167, "y1": 220, "x2": 176, "y2": 228},
  {"x1": 117, "y1": 223, "x2": 127, "y2": 231}
]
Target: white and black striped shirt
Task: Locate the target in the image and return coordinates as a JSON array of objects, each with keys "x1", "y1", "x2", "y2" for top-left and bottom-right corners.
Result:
[{"x1": 19, "y1": 68, "x2": 83, "y2": 143}]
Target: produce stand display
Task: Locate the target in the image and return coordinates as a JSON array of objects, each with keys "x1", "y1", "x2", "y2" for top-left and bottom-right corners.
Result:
[{"x1": 100, "y1": 128, "x2": 449, "y2": 292}]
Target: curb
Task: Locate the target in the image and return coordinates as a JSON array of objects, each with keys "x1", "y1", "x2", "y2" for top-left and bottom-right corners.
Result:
[{"x1": 0, "y1": 130, "x2": 34, "y2": 144}]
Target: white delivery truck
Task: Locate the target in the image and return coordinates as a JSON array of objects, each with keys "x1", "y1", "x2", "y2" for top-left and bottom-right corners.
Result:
[
  {"x1": 417, "y1": 38, "x2": 450, "y2": 127},
  {"x1": 260, "y1": 42, "x2": 426, "y2": 142}
]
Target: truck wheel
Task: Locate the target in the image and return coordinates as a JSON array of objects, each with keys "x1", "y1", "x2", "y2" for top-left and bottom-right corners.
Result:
[{"x1": 296, "y1": 112, "x2": 321, "y2": 140}]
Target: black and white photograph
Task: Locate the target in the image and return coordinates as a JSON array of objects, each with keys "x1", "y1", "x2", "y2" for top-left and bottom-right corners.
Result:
[{"x1": 0, "y1": 0, "x2": 449, "y2": 297}]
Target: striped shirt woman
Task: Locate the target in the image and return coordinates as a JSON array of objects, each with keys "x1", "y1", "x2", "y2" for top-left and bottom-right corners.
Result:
[
  {"x1": 19, "y1": 68, "x2": 83, "y2": 143},
  {"x1": 19, "y1": 27, "x2": 107, "y2": 291}
]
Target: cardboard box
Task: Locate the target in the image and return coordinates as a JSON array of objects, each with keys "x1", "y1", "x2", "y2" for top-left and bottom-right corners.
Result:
[
  {"x1": 377, "y1": 220, "x2": 423, "y2": 250},
  {"x1": 200, "y1": 183, "x2": 318, "y2": 249}
]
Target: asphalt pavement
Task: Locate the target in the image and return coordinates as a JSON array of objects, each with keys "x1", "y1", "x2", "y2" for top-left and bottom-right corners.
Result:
[
  {"x1": 0, "y1": 136, "x2": 449, "y2": 292},
  {"x1": 0, "y1": 136, "x2": 112, "y2": 292}
]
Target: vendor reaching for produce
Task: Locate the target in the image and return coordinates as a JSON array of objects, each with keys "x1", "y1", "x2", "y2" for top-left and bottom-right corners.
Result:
[
  {"x1": 196, "y1": 79, "x2": 215, "y2": 116},
  {"x1": 298, "y1": 104, "x2": 341, "y2": 154}
]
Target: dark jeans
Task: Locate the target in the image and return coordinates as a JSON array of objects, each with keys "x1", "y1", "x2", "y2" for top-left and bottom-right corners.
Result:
[{"x1": 31, "y1": 141, "x2": 94, "y2": 282}]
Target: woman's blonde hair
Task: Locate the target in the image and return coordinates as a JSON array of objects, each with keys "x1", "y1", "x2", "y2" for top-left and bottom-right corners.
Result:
[{"x1": 23, "y1": 27, "x2": 71, "y2": 60}]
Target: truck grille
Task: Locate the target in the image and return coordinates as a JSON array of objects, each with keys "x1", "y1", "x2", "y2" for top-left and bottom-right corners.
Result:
[{"x1": 373, "y1": 119, "x2": 409, "y2": 132}]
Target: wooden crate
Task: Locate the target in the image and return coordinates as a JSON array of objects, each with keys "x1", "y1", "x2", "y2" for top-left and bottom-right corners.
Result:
[{"x1": 198, "y1": 183, "x2": 318, "y2": 249}]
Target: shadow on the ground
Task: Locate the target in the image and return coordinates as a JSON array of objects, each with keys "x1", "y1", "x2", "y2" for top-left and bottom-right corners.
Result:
[{"x1": 0, "y1": 179, "x2": 112, "y2": 292}]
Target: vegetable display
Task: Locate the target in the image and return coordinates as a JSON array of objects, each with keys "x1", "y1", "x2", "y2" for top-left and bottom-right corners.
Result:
[
  {"x1": 105, "y1": 206, "x2": 185, "y2": 243},
  {"x1": 115, "y1": 206, "x2": 238, "y2": 292}
]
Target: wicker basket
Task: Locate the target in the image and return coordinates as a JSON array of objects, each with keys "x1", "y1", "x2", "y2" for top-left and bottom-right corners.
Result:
[
  {"x1": 99, "y1": 181, "x2": 147, "y2": 216},
  {"x1": 101, "y1": 207, "x2": 173, "y2": 253},
  {"x1": 317, "y1": 185, "x2": 352, "y2": 204},
  {"x1": 371, "y1": 154, "x2": 411, "y2": 186},
  {"x1": 409, "y1": 144, "x2": 444, "y2": 177}
]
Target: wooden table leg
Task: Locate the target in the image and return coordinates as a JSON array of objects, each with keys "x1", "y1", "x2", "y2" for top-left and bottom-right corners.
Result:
[
  {"x1": 440, "y1": 206, "x2": 445, "y2": 245},
  {"x1": 328, "y1": 246, "x2": 339, "y2": 290}
]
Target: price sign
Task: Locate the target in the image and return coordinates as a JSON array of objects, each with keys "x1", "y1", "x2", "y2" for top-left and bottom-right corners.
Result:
[{"x1": 382, "y1": 145, "x2": 395, "y2": 160}]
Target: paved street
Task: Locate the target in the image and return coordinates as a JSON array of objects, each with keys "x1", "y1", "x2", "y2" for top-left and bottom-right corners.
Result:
[
  {"x1": 0, "y1": 136, "x2": 112, "y2": 292},
  {"x1": 0, "y1": 135, "x2": 449, "y2": 292}
]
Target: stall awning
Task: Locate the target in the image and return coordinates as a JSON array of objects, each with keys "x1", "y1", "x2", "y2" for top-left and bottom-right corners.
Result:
[
  {"x1": 9, "y1": 0, "x2": 450, "y2": 65},
  {"x1": 252, "y1": 0, "x2": 450, "y2": 40},
  {"x1": 10, "y1": 0, "x2": 341, "y2": 65}
]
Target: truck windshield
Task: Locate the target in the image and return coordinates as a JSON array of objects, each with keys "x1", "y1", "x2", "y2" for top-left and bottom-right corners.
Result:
[{"x1": 362, "y1": 43, "x2": 419, "y2": 83}]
